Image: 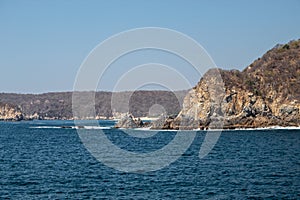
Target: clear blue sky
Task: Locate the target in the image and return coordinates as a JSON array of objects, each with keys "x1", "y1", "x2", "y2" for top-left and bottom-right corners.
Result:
[{"x1": 0, "y1": 0, "x2": 299, "y2": 93}]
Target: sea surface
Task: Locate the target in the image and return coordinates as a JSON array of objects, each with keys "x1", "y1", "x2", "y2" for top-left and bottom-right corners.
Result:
[{"x1": 0, "y1": 120, "x2": 299, "y2": 199}]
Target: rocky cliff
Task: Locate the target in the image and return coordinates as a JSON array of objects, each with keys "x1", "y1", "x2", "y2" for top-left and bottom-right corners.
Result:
[
  {"x1": 0, "y1": 103, "x2": 23, "y2": 121},
  {"x1": 155, "y1": 39, "x2": 300, "y2": 129}
]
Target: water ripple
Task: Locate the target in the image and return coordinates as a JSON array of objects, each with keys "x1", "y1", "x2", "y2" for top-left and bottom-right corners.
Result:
[{"x1": 0, "y1": 121, "x2": 299, "y2": 199}]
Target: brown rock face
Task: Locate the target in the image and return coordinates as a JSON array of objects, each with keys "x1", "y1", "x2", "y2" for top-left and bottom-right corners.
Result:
[
  {"x1": 0, "y1": 103, "x2": 23, "y2": 121},
  {"x1": 169, "y1": 39, "x2": 300, "y2": 129}
]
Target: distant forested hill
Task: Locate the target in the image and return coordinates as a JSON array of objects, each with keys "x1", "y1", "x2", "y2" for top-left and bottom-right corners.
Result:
[{"x1": 0, "y1": 90, "x2": 188, "y2": 120}]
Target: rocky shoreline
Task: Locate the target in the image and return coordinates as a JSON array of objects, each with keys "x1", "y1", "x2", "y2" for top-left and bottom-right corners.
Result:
[{"x1": 114, "y1": 113, "x2": 300, "y2": 130}]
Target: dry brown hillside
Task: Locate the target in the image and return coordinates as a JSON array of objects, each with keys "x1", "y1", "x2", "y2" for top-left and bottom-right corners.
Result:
[{"x1": 161, "y1": 39, "x2": 300, "y2": 129}]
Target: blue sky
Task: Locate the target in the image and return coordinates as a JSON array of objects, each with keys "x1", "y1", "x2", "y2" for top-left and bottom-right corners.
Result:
[{"x1": 0, "y1": 0, "x2": 299, "y2": 93}]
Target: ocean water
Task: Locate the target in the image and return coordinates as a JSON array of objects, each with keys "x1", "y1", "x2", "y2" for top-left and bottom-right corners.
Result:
[{"x1": 0, "y1": 120, "x2": 299, "y2": 199}]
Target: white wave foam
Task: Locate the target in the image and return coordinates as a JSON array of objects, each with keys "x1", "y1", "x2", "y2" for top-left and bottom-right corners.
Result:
[
  {"x1": 82, "y1": 126, "x2": 111, "y2": 130},
  {"x1": 225, "y1": 126, "x2": 300, "y2": 131},
  {"x1": 30, "y1": 126, "x2": 112, "y2": 130},
  {"x1": 133, "y1": 127, "x2": 151, "y2": 131},
  {"x1": 30, "y1": 126, "x2": 61, "y2": 129}
]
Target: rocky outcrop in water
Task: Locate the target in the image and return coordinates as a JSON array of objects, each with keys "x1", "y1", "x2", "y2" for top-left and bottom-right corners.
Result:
[
  {"x1": 150, "y1": 114, "x2": 177, "y2": 129},
  {"x1": 114, "y1": 114, "x2": 150, "y2": 129},
  {"x1": 0, "y1": 103, "x2": 23, "y2": 121},
  {"x1": 115, "y1": 114, "x2": 139, "y2": 128}
]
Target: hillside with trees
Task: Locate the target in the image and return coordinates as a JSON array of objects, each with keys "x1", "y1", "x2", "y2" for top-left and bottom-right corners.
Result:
[{"x1": 0, "y1": 90, "x2": 187, "y2": 120}]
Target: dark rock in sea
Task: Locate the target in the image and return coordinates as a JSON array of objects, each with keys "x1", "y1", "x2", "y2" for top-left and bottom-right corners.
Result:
[
  {"x1": 61, "y1": 126, "x2": 73, "y2": 129},
  {"x1": 136, "y1": 118, "x2": 144, "y2": 126}
]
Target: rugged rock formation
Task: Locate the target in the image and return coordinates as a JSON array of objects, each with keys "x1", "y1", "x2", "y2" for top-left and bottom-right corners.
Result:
[
  {"x1": 0, "y1": 103, "x2": 23, "y2": 121},
  {"x1": 151, "y1": 114, "x2": 177, "y2": 129},
  {"x1": 114, "y1": 114, "x2": 150, "y2": 129},
  {"x1": 115, "y1": 114, "x2": 139, "y2": 128},
  {"x1": 155, "y1": 39, "x2": 300, "y2": 129}
]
